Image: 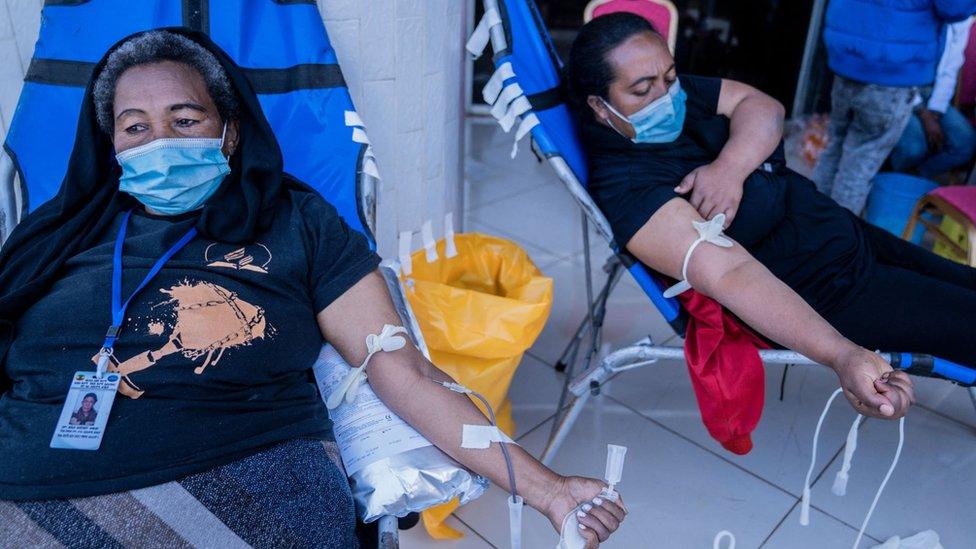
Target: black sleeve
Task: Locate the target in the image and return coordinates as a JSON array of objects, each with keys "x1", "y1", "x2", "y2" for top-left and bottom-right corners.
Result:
[
  {"x1": 679, "y1": 74, "x2": 722, "y2": 117},
  {"x1": 301, "y1": 195, "x2": 382, "y2": 313}
]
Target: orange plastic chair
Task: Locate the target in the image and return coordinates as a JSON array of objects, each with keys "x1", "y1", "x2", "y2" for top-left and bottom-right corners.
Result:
[
  {"x1": 903, "y1": 186, "x2": 976, "y2": 266},
  {"x1": 583, "y1": 0, "x2": 679, "y2": 53}
]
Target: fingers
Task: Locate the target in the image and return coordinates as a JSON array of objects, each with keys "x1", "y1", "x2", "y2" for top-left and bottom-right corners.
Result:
[
  {"x1": 577, "y1": 503, "x2": 612, "y2": 542},
  {"x1": 848, "y1": 375, "x2": 896, "y2": 418},
  {"x1": 674, "y1": 173, "x2": 696, "y2": 194}
]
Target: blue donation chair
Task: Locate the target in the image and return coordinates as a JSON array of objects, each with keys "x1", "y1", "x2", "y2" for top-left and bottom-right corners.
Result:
[
  {"x1": 466, "y1": 0, "x2": 976, "y2": 464},
  {"x1": 0, "y1": 1, "x2": 409, "y2": 547}
]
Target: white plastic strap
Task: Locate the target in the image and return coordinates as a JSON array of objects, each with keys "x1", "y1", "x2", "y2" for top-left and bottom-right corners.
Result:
[
  {"x1": 800, "y1": 387, "x2": 844, "y2": 526},
  {"x1": 466, "y1": 7, "x2": 501, "y2": 58},
  {"x1": 509, "y1": 495, "x2": 524, "y2": 549},
  {"x1": 499, "y1": 96, "x2": 533, "y2": 133},
  {"x1": 461, "y1": 424, "x2": 515, "y2": 449},
  {"x1": 490, "y1": 82, "x2": 526, "y2": 121},
  {"x1": 345, "y1": 110, "x2": 364, "y2": 128},
  {"x1": 351, "y1": 127, "x2": 370, "y2": 145},
  {"x1": 832, "y1": 415, "x2": 863, "y2": 496},
  {"x1": 483, "y1": 62, "x2": 515, "y2": 105},
  {"x1": 510, "y1": 113, "x2": 540, "y2": 159},
  {"x1": 421, "y1": 219, "x2": 438, "y2": 263},
  {"x1": 325, "y1": 325, "x2": 408, "y2": 409},
  {"x1": 398, "y1": 231, "x2": 414, "y2": 276},
  {"x1": 663, "y1": 214, "x2": 734, "y2": 298},
  {"x1": 444, "y1": 212, "x2": 458, "y2": 259}
]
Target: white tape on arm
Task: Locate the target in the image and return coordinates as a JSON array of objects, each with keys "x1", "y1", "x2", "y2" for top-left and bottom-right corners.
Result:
[
  {"x1": 663, "y1": 213, "x2": 734, "y2": 298},
  {"x1": 461, "y1": 425, "x2": 515, "y2": 449}
]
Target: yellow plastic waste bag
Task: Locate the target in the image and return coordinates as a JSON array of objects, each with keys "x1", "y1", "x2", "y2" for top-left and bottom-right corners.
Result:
[{"x1": 402, "y1": 233, "x2": 552, "y2": 539}]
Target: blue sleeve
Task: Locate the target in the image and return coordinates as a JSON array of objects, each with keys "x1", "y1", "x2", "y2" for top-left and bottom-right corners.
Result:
[{"x1": 933, "y1": 0, "x2": 976, "y2": 22}]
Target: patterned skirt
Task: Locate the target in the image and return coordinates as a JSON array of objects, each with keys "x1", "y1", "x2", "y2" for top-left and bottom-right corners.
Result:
[{"x1": 0, "y1": 439, "x2": 359, "y2": 549}]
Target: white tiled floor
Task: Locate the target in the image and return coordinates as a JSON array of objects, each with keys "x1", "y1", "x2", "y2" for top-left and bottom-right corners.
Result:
[{"x1": 401, "y1": 122, "x2": 976, "y2": 548}]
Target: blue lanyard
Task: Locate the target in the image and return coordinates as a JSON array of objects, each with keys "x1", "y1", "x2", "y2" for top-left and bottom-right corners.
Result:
[{"x1": 101, "y1": 209, "x2": 198, "y2": 352}]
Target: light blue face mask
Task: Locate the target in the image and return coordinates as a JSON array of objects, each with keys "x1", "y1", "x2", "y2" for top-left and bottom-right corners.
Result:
[
  {"x1": 602, "y1": 78, "x2": 687, "y2": 144},
  {"x1": 116, "y1": 124, "x2": 231, "y2": 215}
]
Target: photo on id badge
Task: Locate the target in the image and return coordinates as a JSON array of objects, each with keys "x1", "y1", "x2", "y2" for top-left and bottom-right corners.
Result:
[{"x1": 50, "y1": 371, "x2": 121, "y2": 450}]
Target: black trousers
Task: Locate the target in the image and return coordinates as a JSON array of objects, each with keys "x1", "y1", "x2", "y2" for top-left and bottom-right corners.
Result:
[{"x1": 824, "y1": 221, "x2": 976, "y2": 367}]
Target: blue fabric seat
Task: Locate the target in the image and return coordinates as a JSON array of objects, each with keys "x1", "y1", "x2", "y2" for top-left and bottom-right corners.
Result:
[{"x1": 4, "y1": 0, "x2": 374, "y2": 246}]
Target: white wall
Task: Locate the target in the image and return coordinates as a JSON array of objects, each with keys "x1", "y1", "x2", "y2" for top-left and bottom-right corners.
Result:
[{"x1": 0, "y1": 0, "x2": 467, "y2": 258}]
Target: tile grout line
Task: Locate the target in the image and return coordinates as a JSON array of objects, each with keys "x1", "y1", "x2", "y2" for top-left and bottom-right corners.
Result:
[{"x1": 450, "y1": 514, "x2": 500, "y2": 549}]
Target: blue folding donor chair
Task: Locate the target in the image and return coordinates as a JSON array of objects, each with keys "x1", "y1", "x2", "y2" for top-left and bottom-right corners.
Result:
[
  {"x1": 0, "y1": 1, "x2": 409, "y2": 546},
  {"x1": 466, "y1": 0, "x2": 976, "y2": 464}
]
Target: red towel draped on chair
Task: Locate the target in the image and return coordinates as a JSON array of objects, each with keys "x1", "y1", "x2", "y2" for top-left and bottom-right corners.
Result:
[{"x1": 677, "y1": 289, "x2": 769, "y2": 455}]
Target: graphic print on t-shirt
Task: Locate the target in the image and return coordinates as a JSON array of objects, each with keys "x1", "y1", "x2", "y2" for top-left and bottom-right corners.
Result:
[
  {"x1": 92, "y1": 280, "x2": 270, "y2": 399},
  {"x1": 205, "y1": 242, "x2": 272, "y2": 273}
]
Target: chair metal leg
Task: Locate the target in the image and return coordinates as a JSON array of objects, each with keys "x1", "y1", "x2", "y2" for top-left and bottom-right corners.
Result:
[
  {"x1": 377, "y1": 515, "x2": 399, "y2": 549},
  {"x1": 969, "y1": 387, "x2": 976, "y2": 417},
  {"x1": 541, "y1": 387, "x2": 592, "y2": 466}
]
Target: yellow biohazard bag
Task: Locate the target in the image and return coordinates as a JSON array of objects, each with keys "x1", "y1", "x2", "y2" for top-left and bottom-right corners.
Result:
[{"x1": 402, "y1": 233, "x2": 552, "y2": 539}]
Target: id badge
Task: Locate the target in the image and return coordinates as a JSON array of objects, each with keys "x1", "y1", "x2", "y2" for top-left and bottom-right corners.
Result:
[{"x1": 50, "y1": 371, "x2": 120, "y2": 451}]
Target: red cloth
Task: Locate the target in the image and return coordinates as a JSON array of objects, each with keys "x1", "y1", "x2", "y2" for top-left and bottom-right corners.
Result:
[{"x1": 677, "y1": 289, "x2": 769, "y2": 455}]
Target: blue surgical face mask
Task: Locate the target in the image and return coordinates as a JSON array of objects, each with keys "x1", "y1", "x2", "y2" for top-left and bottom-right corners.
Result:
[
  {"x1": 602, "y1": 78, "x2": 687, "y2": 144},
  {"x1": 116, "y1": 123, "x2": 231, "y2": 215}
]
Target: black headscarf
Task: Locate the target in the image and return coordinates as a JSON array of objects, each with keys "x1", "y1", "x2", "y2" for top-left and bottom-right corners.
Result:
[{"x1": 0, "y1": 28, "x2": 314, "y2": 390}]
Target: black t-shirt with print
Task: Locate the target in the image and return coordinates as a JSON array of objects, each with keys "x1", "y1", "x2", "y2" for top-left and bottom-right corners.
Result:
[
  {"x1": 582, "y1": 75, "x2": 874, "y2": 314},
  {"x1": 0, "y1": 190, "x2": 379, "y2": 500}
]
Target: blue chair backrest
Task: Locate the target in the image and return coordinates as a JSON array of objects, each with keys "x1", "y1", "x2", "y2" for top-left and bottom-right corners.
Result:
[
  {"x1": 5, "y1": 0, "x2": 373, "y2": 246},
  {"x1": 490, "y1": 0, "x2": 683, "y2": 330}
]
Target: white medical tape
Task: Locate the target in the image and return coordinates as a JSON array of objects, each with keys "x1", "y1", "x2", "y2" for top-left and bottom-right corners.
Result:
[
  {"x1": 345, "y1": 110, "x2": 364, "y2": 128},
  {"x1": 325, "y1": 324, "x2": 408, "y2": 409},
  {"x1": 662, "y1": 214, "x2": 733, "y2": 298},
  {"x1": 490, "y1": 82, "x2": 526, "y2": 121},
  {"x1": 362, "y1": 155, "x2": 381, "y2": 179},
  {"x1": 399, "y1": 230, "x2": 414, "y2": 276},
  {"x1": 421, "y1": 219, "x2": 438, "y2": 263},
  {"x1": 832, "y1": 415, "x2": 863, "y2": 496},
  {"x1": 444, "y1": 212, "x2": 458, "y2": 259},
  {"x1": 483, "y1": 62, "x2": 515, "y2": 105},
  {"x1": 510, "y1": 113, "x2": 540, "y2": 159},
  {"x1": 352, "y1": 127, "x2": 370, "y2": 145},
  {"x1": 466, "y1": 7, "x2": 502, "y2": 58},
  {"x1": 499, "y1": 96, "x2": 532, "y2": 133},
  {"x1": 461, "y1": 424, "x2": 515, "y2": 449}
]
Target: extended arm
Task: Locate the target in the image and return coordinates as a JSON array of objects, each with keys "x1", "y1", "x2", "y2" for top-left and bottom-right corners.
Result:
[
  {"x1": 676, "y1": 79, "x2": 785, "y2": 224},
  {"x1": 318, "y1": 272, "x2": 625, "y2": 545},
  {"x1": 628, "y1": 198, "x2": 915, "y2": 419}
]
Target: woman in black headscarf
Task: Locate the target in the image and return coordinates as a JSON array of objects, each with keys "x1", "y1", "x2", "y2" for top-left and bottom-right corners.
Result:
[{"x1": 0, "y1": 29, "x2": 625, "y2": 547}]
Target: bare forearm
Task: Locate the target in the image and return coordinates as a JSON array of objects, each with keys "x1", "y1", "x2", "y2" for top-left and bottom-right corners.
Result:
[
  {"x1": 698, "y1": 256, "x2": 856, "y2": 368},
  {"x1": 368, "y1": 353, "x2": 560, "y2": 511},
  {"x1": 716, "y1": 96, "x2": 784, "y2": 176}
]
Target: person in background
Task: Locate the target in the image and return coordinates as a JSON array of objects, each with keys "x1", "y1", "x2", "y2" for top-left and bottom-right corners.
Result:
[
  {"x1": 813, "y1": 0, "x2": 976, "y2": 213},
  {"x1": 890, "y1": 17, "x2": 976, "y2": 179}
]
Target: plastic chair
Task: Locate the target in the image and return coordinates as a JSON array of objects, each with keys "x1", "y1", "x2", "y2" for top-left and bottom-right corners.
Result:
[
  {"x1": 0, "y1": 1, "x2": 404, "y2": 546},
  {"x1": 467, "y1": 0, "x2": 976, "y2": 464},
  {"x1": 583, "y1": 0, "x2": 679, "y2": 53},
  {"x1": 903, "y1": 186, "x2": 976, "y2": 266}
]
